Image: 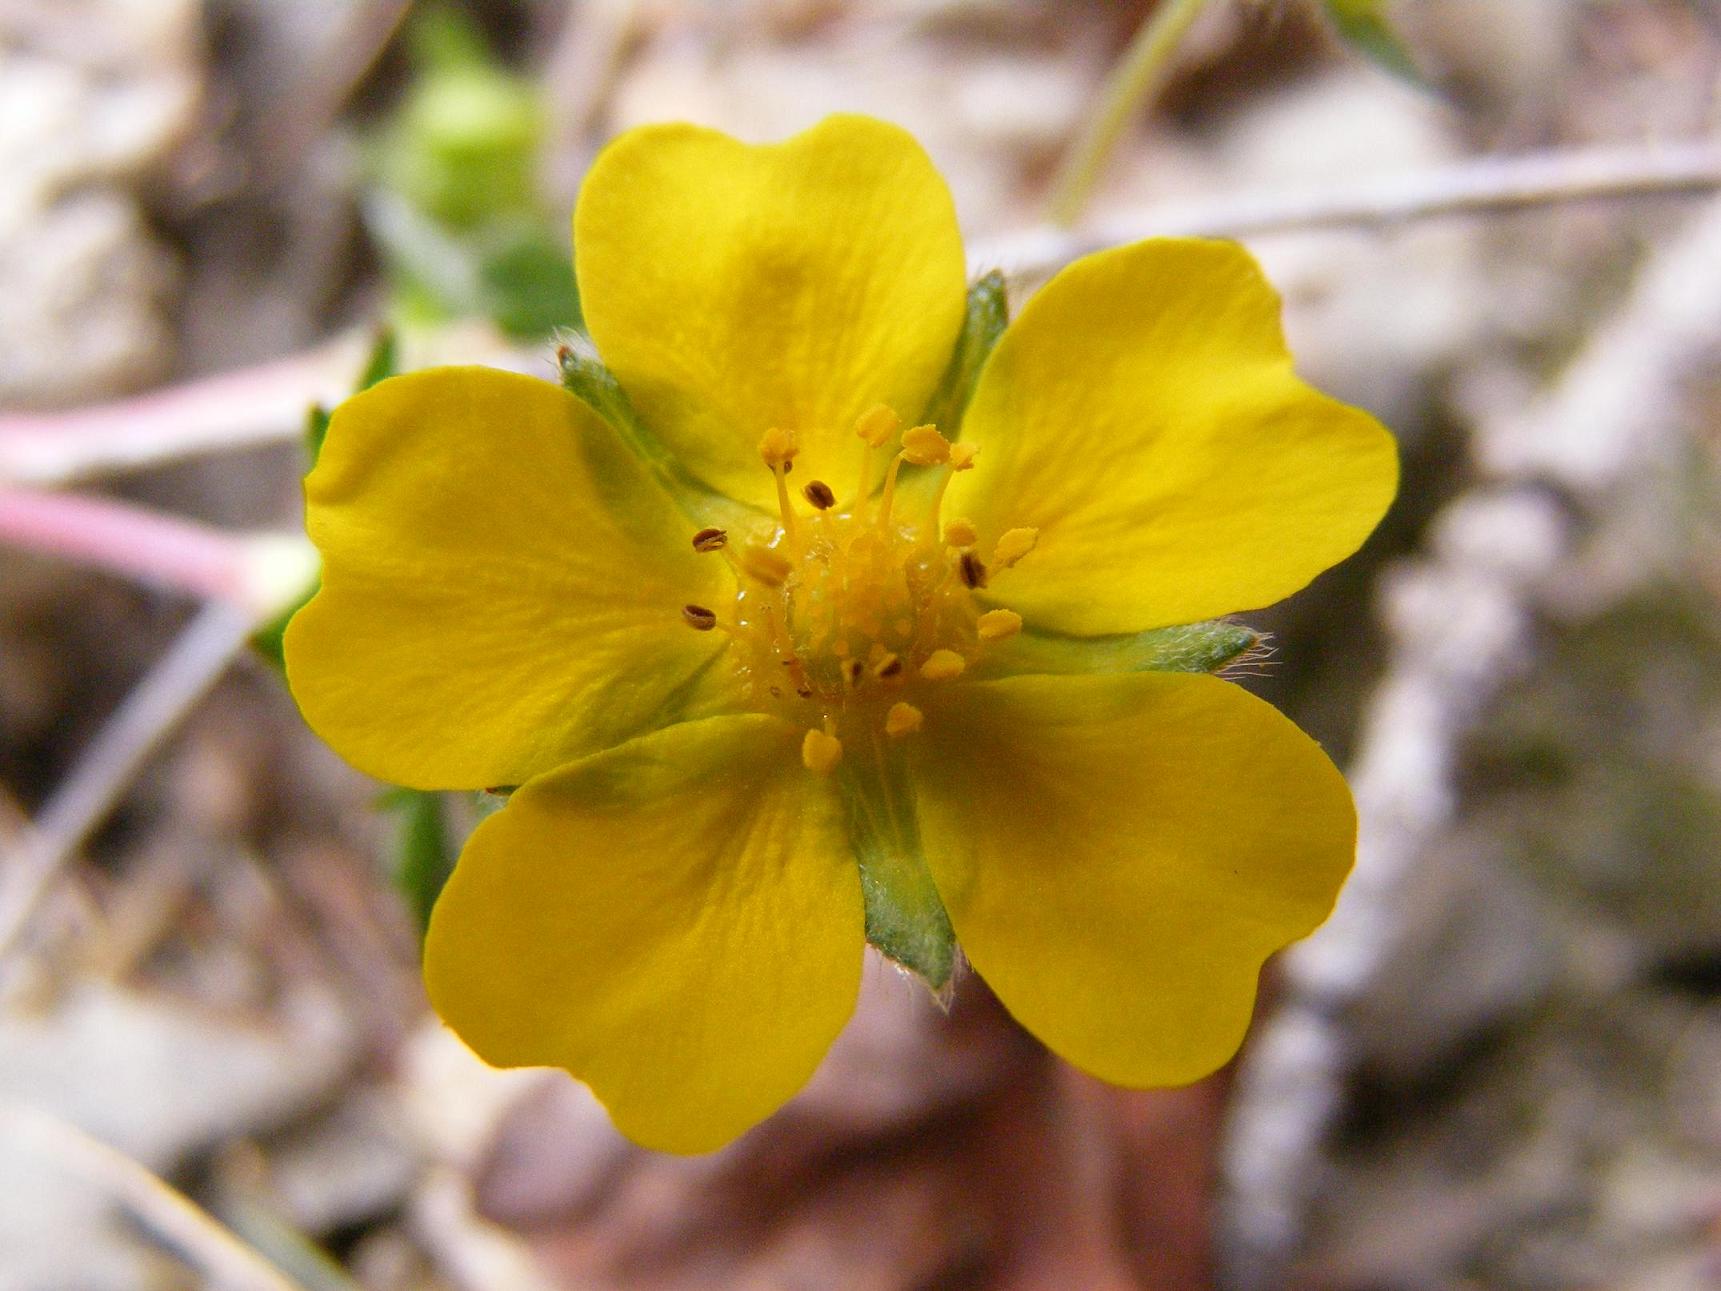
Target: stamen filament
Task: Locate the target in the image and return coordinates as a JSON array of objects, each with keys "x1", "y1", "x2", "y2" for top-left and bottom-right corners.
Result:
[
  {"x1": 772, "y1": 464, "x2": 798, "y2": 541},
  {"x1": 876, "y1": 452, "x2": 907, "y2": 530}
]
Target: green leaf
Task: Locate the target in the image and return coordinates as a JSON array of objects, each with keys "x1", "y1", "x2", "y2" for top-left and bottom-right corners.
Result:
[
  {"x1": 922, "y1": 270, "x2": 1009, "y2": 435},
  {"x1": 478, "y1": 230, "x2": 582, "y2": 338},
  {"x1": 975, "y1": 620, "x2": 1265, "y2": 680},
  {"x1": 1322, "y1": 0, "x2": 1425, "y2": 85},
  {"x1": 382, "y1": 788, "x2": 456, "y2": 936}
]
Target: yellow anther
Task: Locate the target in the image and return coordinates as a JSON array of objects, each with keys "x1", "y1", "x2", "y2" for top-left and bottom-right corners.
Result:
[
  {"x1": 758, "y1": 426, "x2": 799, "y2": 468},
  {"x1": 944, "y1": 518, "x2": 978, "y2": 547},
  {"x1": 948, "y1": 442, "x2": 979, "y2": 471},
  {"x1": 977, "y1": 608, "x2": 1023, "y2": 641},
  {"x1": 855, "y1": 404, "x2": 900, "y2": 448},
  {"x1": 992, "y1": 527, "x2": 1039, "y2": 569},
  {"x1": 801, "y1": 727, "x2": 844, "y2": 774},
  {"x1": 920, "y1": 649, "x2": 966, "y2": 681},
  {"x1": 885, "y1": 702, "x2": 924, "y2": 737},
  {"x1": 739, "y1": 543, "x2": 793, "y2": 586},
  {"x1": 899, "y1": 424, "x2": 950, "y2": 466}
]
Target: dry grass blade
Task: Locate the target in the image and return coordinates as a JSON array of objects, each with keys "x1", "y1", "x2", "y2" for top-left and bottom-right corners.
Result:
[
  {"x1": 0, "y1": 602, "x2": 257, "y2": 963},
  {"x1": 977, "y1": 138, "x2": 1721, "y2": 277},
  {"x1": 2, "y1": 1101, "x2": 308, "y2": 1291}
]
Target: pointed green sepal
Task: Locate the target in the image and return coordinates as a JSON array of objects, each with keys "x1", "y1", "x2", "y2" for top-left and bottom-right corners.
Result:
[
  {"x1": 975, "y1": 620, "x2": 1263, "y2": 680},
  {"x1": 1322, "y1": 0, "x2": 1426, "y2": 86},
  {"x1": 556, "y1": 337, "x2": 761, "y2": 532},
  {"x1": 834, "y1": 732, "x2": 954, "y2": 989},
  {"x1": 381, "y1": 787, "x2": 456, "y2": 937},
  {"x1": 922, "y1": 270, "x2": 1009, "y2": 435}
]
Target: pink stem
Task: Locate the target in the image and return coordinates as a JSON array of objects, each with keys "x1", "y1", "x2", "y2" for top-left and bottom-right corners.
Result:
[{"x1": 0, "y1": 487, "x2": 258, "y2": 608}]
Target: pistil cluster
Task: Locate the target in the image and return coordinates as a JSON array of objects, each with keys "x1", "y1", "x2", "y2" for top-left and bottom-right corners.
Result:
[{"x1": 681, "y1": 406, "x2": 1036, "y2": 773}]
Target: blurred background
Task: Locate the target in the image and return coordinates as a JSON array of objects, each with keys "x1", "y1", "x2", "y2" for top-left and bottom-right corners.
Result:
[{"x1": 3, "y1": 1, "x2": 1720, "y2": 1287}]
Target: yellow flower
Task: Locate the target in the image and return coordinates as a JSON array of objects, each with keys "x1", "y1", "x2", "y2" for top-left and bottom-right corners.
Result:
[{"x1": 285, "y1": 116, "x2": 1397, "y2": 1153}]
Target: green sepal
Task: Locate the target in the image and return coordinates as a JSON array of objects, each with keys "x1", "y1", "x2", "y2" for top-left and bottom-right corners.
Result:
[
  {"x1": 380, "y1": 787, "x2": 456, "y2": 938},
  {"x1": 922, "y1": 270, "x2": 1009, "y2": 435},
  {"x1": 1321, "y1": 0, "x2": 1426, "y2": 85},
  {"x1": 975, "y1": 620, "x2": 1263, "y2": 680},
  {"x1": 835, "y1": 732, "x2": 954, "y2": 990},
  {"x1": 555, "y1": 339, "x2": 763, "y2": 532}
]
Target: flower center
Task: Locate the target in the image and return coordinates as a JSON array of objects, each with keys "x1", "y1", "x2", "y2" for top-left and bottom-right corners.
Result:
[{"x1": 681, "y1": 406, "x2": 1036, "y2": 772}]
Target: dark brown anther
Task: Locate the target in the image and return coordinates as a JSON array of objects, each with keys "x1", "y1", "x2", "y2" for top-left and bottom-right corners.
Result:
[
  {"x1": 844, "y1": 658, "x2": 865, "y2": 686},
  {"x1": 796, "y1": 685, "x2": 813, "y2": 698},
  {"x1": 803, "y1": 480, "x2": 837, "y2": 510},
  {"x1": 874, "y1": 654, "x2": 903, "y2": 679},
  {"x1": 781, "y1": 459, "x2": 793, "y2": 475},
  {"x1": 691, "y1": 527, "x2": 728, "y2": 553},
  {"x1": 960, "y1": 552, "x2": 989, "y2": 589},
  {"x1": 682, "y1": 604, "x2": 718, "y2": 631}
]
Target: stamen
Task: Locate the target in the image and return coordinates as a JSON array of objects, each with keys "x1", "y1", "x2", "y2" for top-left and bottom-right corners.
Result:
[
  {"x1": 803, "y1": 480, "x2": 837, "y2": 510},
  {"x1": 948, "y1": 443, "x2": 979, "y2": 471},
  {"x1": 922, "y1": 452, "x2": 963, "y2": 541},
  {"x1": 944, "y1": 518, "x2": 978, "y2": 548},
  {"x1": 758, "y1": 426, "x2": 799, "y2": 468},
  {"x1": 899, "y1": 424, "x2": 950, "y2": 466},
  {"x1": 802, "y1": 726, "x2": 844, "y2": 774},
  {"x1": 691, "y1": 527, "x2": 728, "y2": 553},
  {"x1": 851, "y1": 405, "x2": 901, "y2": 521},
  {"x1": 920, "y1": 649, "x2": 966, "y2": 681},
  {"x1": 992, "y1": 527, "x2": 1039, "y2": 570},
  {"x1": 977, "y1": 608, "x2": 1023, "y2": 641},
  {"x1": 739, "y1": 544, "x2": 792, "y2": 586},
  {"x1": 872, "y1": 652, "x2": 903, "y2": 679},
  {"x1": 843, "y1": 658, "x2": 865, "y2": 688},
  {"x1": 682, "y1": 604, "x2": 718, "y2": 631},
  {"x1": 876, "y1": 452, "x2": 907, "y2": 529},
  {"x1": 854, "y1": 405, "x2": 900, "y2": 448},
  {"x1": 885, "y1": 702, "x2": 923, "y2": 737},
  {"x1": 960, "y1": 552, "x2": 988, "y2": 589},
  {"x1": 759, "y1": 427, "x2": 801, "y2": 538}
]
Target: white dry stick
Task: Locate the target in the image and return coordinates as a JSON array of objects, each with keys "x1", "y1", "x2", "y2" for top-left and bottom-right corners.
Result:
[
  {"x1": 972, "y1": 138, "x2": 1721, "y2": 278},
  {"x1": 2, "y1": 1101, "x2": 306, "y2": 1291},
  {"x1": 1219, "y1": 198, "x2": 1721, "y2": 1288},
  {"x1": 0, "y1": 601, "x2": 259, "y2": 964}
]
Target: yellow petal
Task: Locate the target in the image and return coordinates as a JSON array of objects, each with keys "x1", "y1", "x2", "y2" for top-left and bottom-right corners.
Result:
[
  {"x1": 575, "y1": 115, "x2": 968, "y2": 508},
  {"x1": 423, "y1": 714, "x2": 863, "y2": 1154},
  {"x1": 951, "y1": 239, "x2": 1398, "y2": 635},
  {"x1": 285, "y1": 367, "x2": 734, "y2": 791},
  {"x1": 913, "y1": 672, "x2": 1354, "y2": 1086}
]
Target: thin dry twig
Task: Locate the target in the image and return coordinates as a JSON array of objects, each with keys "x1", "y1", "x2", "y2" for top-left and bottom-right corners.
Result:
[
  {"x1": 0, "y1": 602, "x2": 259, "y2": 964},
  {"x1": 5, "y1": 143, "x2": 1715, "y2": 489},
  {"x1": 2, "y1": 1101, "x2": 306, "y2": 1291},
  {"x1": 974, "y1": 137, "x2": 1721, "y2": 278}
]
